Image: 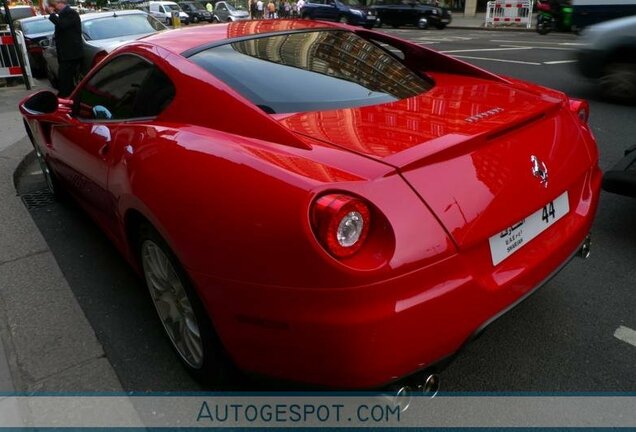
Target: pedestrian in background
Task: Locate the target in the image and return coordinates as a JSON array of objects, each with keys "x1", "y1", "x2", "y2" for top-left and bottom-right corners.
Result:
[
  {"x1": 47, "y1": 0, "x2": 82, "y2": 98},
  {"x1": 256, "y1": 0, "x2": 264, "y2": 17},
  {"x1": 296, "y1": 0, "x2": 304, "y2": 15},
  {"x1": 267, "y1": 0, "x2": 275, "y2": 18},
  {"x1": 206, "y1": 1, "x2": 213, "y2": 12}
]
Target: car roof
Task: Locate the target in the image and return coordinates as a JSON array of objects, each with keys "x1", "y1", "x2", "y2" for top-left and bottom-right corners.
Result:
[
  {"x1": 142, "y1": 19, "x2": 339, "y2": 55},
  {"x1": 80, "y1": 9, "x2": 149, "y2": 21},
  {"x1": 17, "y1": 15, "x2": 50, "y2": 23}
]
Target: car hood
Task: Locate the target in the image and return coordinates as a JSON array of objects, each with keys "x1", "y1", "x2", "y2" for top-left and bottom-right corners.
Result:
[
  {"x1": 86, "y1": 32, "x2": 156, "y2": 52},
  {"x1": 279, "y1": 73, "x2": 594, "y2": 248}
]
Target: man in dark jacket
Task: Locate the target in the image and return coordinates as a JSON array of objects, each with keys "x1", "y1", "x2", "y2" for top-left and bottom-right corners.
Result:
[{"x1": 47, "y1": 0, "x2": 82, "y2": 97}]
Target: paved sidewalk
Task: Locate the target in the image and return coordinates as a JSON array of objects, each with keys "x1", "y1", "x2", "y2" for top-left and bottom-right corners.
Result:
[{"x1": 0, "y1": 82, "x2": 123, "y2": 394}]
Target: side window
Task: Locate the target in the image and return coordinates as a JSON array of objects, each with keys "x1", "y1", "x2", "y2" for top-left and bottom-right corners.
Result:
[{"x1": 75, "y1": 54, "x2": 175, "y2": 120}]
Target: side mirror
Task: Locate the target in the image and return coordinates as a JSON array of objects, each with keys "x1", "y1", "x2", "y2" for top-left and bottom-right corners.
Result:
[
  {"x1": 23, "y1": 91, "x2": 58, "y2": 114},
  {"x1": 92, "y1": 105, "x2": 113, "y2": 120},
  {"x1": 39, "y1": 39, "x2": 51, "y2": 48}
]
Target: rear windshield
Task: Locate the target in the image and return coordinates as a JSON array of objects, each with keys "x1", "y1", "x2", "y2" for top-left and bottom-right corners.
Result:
[
  {"x1": 82, "y1": 14, "x2": 165, "y2": 40},
  {"x1": 21, "y1": 18, "x2": 55, "y2": 34},
  {"x1": 4, "y1": 7, "x2": 34, "y2": 21},
  {"x1": 189, "y1": 30, "x2": 432, "y2": 114}
]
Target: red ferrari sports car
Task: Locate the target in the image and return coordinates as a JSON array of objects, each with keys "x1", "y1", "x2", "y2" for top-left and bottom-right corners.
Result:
[{"x1": 20, "y1": 19, "x2": 601, "y2": 390}]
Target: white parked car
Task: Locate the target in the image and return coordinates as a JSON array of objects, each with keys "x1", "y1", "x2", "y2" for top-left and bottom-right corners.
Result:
[{"x1": 149, "y1": 1, "x2": 190, "y2": 25}]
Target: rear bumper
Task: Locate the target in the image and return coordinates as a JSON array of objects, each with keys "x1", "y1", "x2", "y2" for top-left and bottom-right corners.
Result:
[
  {"x1": 191, "y1": 166, "x2": 601, "y2": 389},
  {"x1": 348, "y1": 13, "x2": 378, "y2": 27}
]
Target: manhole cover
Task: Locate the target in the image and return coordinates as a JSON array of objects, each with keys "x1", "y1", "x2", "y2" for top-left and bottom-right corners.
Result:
[{"x1": 21, "y1": 188, "x2": 55, "y2": 209}]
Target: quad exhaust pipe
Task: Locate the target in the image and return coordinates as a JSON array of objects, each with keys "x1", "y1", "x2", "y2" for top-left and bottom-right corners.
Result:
[{"x1": 388, "y1": 374, "x2": 440, "y2": 412}]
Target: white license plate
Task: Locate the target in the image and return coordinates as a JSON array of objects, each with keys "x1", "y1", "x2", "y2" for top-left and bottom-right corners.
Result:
[{"x1": 489, "y1": 191, "x2": 569, "y2": 266}]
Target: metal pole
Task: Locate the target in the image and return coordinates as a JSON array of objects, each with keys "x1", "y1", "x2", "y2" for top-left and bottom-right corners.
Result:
[{"x1": 1, "y1": 0, "x2": 31, "y2": 90}]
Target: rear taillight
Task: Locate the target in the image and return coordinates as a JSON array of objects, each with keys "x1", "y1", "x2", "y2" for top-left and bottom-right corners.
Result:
[
  {"x1": 569, "y1": 98, "x2": 589, "y2": 124},
  {"x1": 25, "y1": 37, "x2": 41, "y2": 53},
  {"x1": 311, "y1": 194, "x2": 371, "y2": 258},
  {"x1": 92, "y1": 51, "x2": 108, "y2": 68}
]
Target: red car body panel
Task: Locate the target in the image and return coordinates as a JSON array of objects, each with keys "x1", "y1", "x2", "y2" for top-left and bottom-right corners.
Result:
[{"x1": 19, "y1": 20, "x2": 601, "y2": 389}]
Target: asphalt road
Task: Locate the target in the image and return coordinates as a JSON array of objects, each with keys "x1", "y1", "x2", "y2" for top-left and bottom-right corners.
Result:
[{"x1": 17, "y1": 29, "x2": 636, "y2": 392}]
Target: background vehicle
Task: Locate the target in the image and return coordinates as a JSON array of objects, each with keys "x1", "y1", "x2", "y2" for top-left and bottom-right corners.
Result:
[
  {"x1": 213, "y1": 1, "x2": 249, "y2": 22},
  {"x1": 14, "y1": 16, "x2": 54, "y2": 78},
  {"x1": 0, "y1": 5, "x2": 36, "y2": 24},
  {"x1": 572, "y1": 0, "x2": 636, "y2": 31},
  {"x1": 367, "y1": 0, "x2": 451, "y2": 29},
  {"x1": 42, "y1": 10, "x2": 166, "y2": 88},
  {"x1": 536, "y1": 0, "x2": 573, "y2": 35},
  {"x1": 20, "y1": 20, "x2": 600, "y2": 390},
  {"x1": 149, "y1": 1, "x2": 190, "y2": 25},
  {"x1": 603, "y1": 145, "x2": 636, "y2": 197},
  {"x1": 575, "y1": 15, "x2": 636, "y2": 103},
  {"x1": 300, "y1": 0, "x2": 377, "y2": 27},
  {"x1": 179, "y1": 1, "x2": 213, "y2": 22}
]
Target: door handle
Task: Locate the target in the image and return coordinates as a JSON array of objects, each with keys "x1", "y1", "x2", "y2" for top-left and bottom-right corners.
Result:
[{"x1": 98, "y1": 143, "x2": 110, "y2": 157}]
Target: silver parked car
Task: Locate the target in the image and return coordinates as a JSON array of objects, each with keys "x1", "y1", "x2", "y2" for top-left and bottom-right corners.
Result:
[
  {"x1": 213, "y1": 1, "x2": 249, "y2": 22},
  {"x1": 42, "y1": 10, "x2": 166, "y2": 89}
]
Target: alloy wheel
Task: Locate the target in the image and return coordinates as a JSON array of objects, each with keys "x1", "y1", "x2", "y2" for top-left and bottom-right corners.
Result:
[{"x1": 141, "y1": 240, "x2": 204, "y2": 369}]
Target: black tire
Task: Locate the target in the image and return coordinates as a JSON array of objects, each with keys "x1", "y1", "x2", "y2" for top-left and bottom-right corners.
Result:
[
  {"x1": 536, "y1": 19, "x2": 551, "y2": 35},
  {"x1": 435, "y1": 23, "x2": 446, "y2": 29},
  {"x1": 338, "y1": 15, "x2": 348, "y2": 24},
  {"x1": 600, "y1": 62, "x2": 636, "y2": 105},
  {"x1": 391, "y1": 22, "x2": 399, "y2": 28},
  {"x1": 193, "y1": 16, "x2": 199, "y2": 23},
  {"x1": 137, "y1": 223, "x2": 236, "y2": 387}
]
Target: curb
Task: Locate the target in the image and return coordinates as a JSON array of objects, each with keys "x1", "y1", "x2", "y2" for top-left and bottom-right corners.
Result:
[{"x1": 11, "y1": 148, "x2": 37, "y2": 192}]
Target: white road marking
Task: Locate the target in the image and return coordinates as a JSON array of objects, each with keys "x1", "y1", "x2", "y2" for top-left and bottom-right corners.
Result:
[
  {"x1": 500, "y1": 44, "x2": 576, "y2": 51},
  {"x1": 450, "y1": 55, "x2": 541, "y2": 65},
  {"x1": 491, "y1": 39, "x2": 585, "y2": 46},
  {"x1": 441, "y1": 47, "x2": 534, "y2": 53},
  {"x1": 614, "y1": 326, "x2": 636, "y2": 347},
  {"x1": 543, "y1": 60, "x2": 578, "y2": 65}
]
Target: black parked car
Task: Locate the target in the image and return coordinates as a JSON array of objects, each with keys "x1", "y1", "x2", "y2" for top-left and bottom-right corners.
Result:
[
  {"x1": 368, "y1": 0, "x2": 451, "y2": 29},
  {"x1": 179, "y1": 1, "x2": 214, "y2": 23},
  {"x1": 301, "y1": 0, "x2": 378, "y2": 28},
  {"x1": 15, "y1": 16, "x2": 54, "y2": 78}
]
